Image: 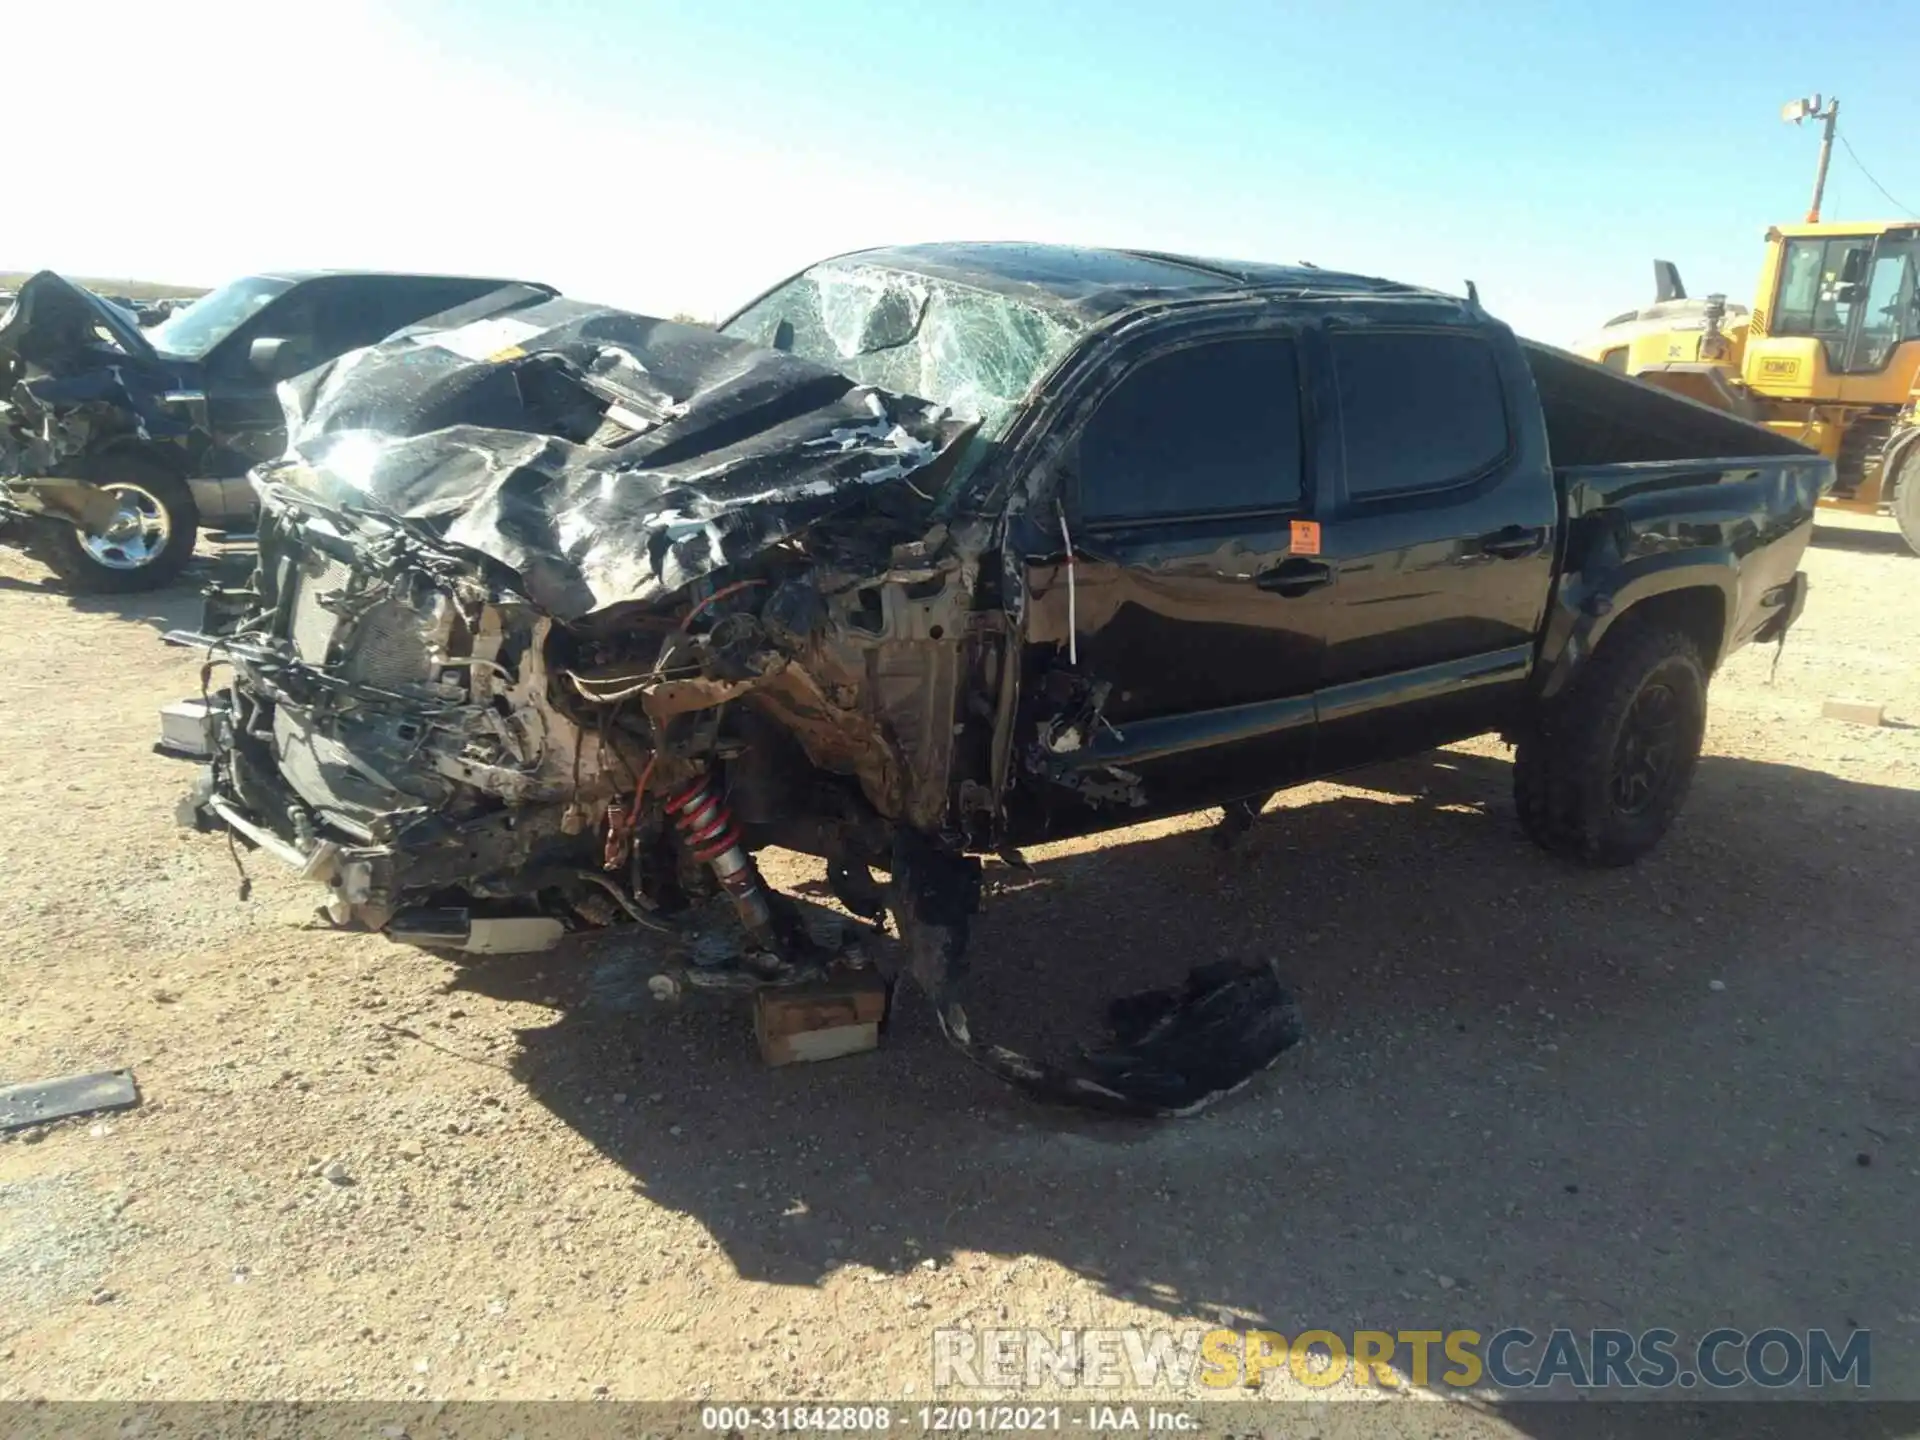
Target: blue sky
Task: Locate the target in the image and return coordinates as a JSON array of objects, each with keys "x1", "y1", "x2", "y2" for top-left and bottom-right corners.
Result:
[{"x1": 14, "y1": 0, "x2": 1918, "y2": 342}]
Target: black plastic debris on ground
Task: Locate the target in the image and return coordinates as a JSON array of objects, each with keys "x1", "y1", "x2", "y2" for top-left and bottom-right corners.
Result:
[
  {"x1": 0, "y1": 1069, "x2": 140, "y2": 1131},
  {"x1": 945, "y1": 960, "x2": 1305, "y2": 1118},
  {"x1": 1082, "y1": 960, "x2": 1306, "y2": 1114}
]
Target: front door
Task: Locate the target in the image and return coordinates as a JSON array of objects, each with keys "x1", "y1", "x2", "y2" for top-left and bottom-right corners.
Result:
[
  {"x1": 1309, "y1": 324, "x2": 1559, "y2": 775},
  {"x1": 1011, "y1": 328, "x2": 1333, "y2": 841},
  {"x1": 201, "y1": 284, "x2": 330, "y2": 476},
  {"x1": 1770, "y1": 234, "x2": 1883, "y2": 382},
  {"x1": 1839, "y1": 234, "x2": 1919, "y2": 380}
]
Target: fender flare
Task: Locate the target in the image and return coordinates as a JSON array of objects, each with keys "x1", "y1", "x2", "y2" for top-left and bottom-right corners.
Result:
[{"x1": 1536, "y1": 549, "x2": 1738, "y2": 703}]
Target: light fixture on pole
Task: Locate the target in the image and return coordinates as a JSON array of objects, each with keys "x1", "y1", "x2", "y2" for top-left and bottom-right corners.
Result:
[{"x1": 1782, "y1": 94, "x2": 1840, "y2": 223}]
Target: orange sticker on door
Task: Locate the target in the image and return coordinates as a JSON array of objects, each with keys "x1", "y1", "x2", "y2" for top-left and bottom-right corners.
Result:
[{"x1": 1290, "y1": 519, "x2": 1322, "y2": 556}]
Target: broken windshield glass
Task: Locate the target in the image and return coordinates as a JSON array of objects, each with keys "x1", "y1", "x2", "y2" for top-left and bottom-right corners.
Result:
[{"x1": 721, "y1": 261, "x2": 1083, "y2": 440}]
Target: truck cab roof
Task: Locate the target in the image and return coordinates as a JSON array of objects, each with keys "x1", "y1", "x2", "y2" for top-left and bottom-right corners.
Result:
[
  {"x1": 767, "y1": 242, "x2": 1449, "y2": 326},
  {"x1": 251, "y1": 270, "x2": 555, "y2": 292}
]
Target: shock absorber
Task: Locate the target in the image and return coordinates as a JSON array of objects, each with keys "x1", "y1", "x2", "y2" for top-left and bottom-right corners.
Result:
[{"x1": 666, "y1": 773, "x2": 779, "y2": 953}]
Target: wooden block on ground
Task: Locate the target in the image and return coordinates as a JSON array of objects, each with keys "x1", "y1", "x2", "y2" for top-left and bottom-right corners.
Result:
[
  {"x1": 754, "y1": 972, "x2": 889, "y2": 1067},
  {"x1": 1822, "y1": 697, "x2": 1887, "y2": 727}
]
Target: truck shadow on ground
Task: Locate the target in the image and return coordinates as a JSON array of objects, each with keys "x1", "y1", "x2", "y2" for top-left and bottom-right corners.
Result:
[
  {"x1": 0, "y1": 551, "x2": 249, "y2": 635},
  {"x1": 455, "y1": 746, "x2": 1918, "y2": 1406}
]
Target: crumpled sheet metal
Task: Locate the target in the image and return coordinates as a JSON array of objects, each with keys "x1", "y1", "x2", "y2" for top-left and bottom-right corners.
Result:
[
  {"x1": 0, "y1": 270, "x2": 158, "y2": 374},
  {"x1": 11, "y1": 366, "x2": 192, "y2": 459},
  {"x1": 271, "y1": 298, "x2": 973, "y2": 619},
  {"x1": 0, "y1": 272, "x2": 185, "y2": 475}
]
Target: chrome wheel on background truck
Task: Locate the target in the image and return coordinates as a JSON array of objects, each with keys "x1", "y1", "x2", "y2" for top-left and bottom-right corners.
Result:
[{"x1": 30, "y1": 462, "x2": 199, "y2": 593}]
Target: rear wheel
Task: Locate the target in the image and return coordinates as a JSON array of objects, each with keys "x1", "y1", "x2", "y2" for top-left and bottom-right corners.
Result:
[
  {"x1": 31, "y1": 463, "x2": 198, "y2": 593},
  {"x1": 1514, "y1": 619, "x2": 1708, "y2": 866},
  {"x1": 1892, "y1": 443, "x2": 1920, "y2": 558}
]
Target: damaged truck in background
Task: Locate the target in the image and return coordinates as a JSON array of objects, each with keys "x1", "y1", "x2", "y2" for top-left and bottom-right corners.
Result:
[
  {"x1": 168, "y1": 243, "x2": 1825, "y2": 1114},
  {"x1": 0, "y1": 269, "x2": 554, "y2": 592}
]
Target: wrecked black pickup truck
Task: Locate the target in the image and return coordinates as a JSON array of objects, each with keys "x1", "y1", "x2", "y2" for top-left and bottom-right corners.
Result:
[
  {"x1": 0, "y1": 269, "x2": 554, "y2": 592},
  {"x1": 169, "y1": 243, "x2": 1825, "y2": 1114}
]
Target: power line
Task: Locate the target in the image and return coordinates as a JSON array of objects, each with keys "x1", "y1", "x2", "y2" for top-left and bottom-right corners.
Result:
[{"x1": 1836, "y1": 131, "x2": 1918, "y2": 218}]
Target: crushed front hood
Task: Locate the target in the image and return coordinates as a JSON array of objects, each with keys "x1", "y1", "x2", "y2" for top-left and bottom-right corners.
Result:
[
  {"x1": 0, "y1": 270, "x2": 161, "y2": 372},
  {"x1": 269, "y1": 296, "x2": 976, "y2": 619},
  {"x1": 1, "y1": 273, "x2": 190, "y2": 484}
]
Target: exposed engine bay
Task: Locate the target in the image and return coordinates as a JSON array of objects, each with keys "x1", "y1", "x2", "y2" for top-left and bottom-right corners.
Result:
[{"x1": 170, "y1": 288, "x2": 1302, "y2": 1118}]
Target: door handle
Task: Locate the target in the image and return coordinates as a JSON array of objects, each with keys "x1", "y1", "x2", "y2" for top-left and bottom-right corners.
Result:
[
  {"x1": 1477, "y1": 525, "x2": 1548, "y2": 559},
  {"x1": 1254, "y1": 557, "x2": 1335, "y2": 596}
]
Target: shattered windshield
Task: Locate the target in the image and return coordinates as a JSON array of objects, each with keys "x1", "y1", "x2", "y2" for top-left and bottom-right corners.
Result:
[
  {"x1": 147, "y1": 274, "x2": 295, "y2": 361},
  {"x1": 720, "y1": 261, "x2": 1083, "y2": 439}
]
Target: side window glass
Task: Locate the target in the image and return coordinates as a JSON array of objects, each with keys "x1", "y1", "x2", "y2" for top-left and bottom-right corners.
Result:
[
  {"x1": 1854, "y1": 244, "x2": 1919, "y2": 368},
  {"x1": 1331, "y1": 330, "x2": 1508, "y2": 499},
  {"x1": 1814, "y1": 240, "x2": 1871, "y2": 337},
  {"x1": 1776, "y1": 239, "x2": 1872, "y2": 338},
  {"x1": 1774, "y1": 239, "x2": 1826, "y2": 334},
  {"x1": 1078, "y1": 336, "x2": 1303, "y2": 522},
  {"x1": 205, "y1": 288, "x2": 317, "y2": 375}
]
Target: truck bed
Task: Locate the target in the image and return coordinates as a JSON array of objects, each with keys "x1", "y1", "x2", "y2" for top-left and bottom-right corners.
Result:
[
  {"x1": 1522, "y1": 341, "x2": 1827, "y2": 676},
  {"x1": 1522, "y1": 339, "x2": 1817, "y2": 470}
]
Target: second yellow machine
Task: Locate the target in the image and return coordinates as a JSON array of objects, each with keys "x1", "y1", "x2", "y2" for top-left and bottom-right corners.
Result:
[{"x1": 1575, "y1": 221, "x2": 1920, "y2": 553}]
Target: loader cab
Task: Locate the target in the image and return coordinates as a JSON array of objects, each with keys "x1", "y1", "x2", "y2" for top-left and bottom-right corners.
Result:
[{"x1": 1746, "y1": 224, "x2": 1920, "y2": 402}]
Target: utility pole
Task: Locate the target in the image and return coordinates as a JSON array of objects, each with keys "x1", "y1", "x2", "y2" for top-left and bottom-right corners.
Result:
[{"x1": 1781, "y1": 94, "x2": 1840, "y2": 222}]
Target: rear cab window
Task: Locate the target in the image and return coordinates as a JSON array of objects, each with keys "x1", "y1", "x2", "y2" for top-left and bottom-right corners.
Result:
[
  {"x1": 1329, "y1": 328, "x2": 1510, "y2": 501},
  {"x1": 1077, "y1": 336, "x2": 1305, "y2": 523}
]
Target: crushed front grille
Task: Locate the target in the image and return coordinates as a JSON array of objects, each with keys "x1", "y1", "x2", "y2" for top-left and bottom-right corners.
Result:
[
  {"x1": 289, "y1": 557, "x2": 352, "y2": 666},
  {"x1": 341, "y1": 599, "x2": 436, "y2": 691}
]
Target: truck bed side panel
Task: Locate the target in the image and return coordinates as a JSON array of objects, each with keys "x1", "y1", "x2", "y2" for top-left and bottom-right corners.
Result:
[
  {"x1": 1517, "y1": 341, "x2": 1827, "y2": 694},
  {"x1": 1535, "y1": 457, "x2": 1823, "y2": 695}
]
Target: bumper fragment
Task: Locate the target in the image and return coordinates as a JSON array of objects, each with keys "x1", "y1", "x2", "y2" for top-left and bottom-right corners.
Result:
[{"x1": 0, "y1": 476, "x2": 125, "y2": 533}]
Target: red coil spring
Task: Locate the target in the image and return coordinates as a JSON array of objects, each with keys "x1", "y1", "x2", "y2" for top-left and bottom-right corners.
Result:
[{"x1": 665, "y1": 776, "x2": 741, "y2": 864}]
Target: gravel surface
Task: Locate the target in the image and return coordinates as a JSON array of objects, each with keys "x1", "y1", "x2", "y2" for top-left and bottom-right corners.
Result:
[{"x1": 1, "y1": 516, "x2": 1915, "y2": 1420}]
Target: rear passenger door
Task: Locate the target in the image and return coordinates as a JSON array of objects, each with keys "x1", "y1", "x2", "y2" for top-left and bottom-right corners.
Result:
[
  {"x1": 1309, "y1": 324, "x2": 1558, "y2": 773},
  {"x1": 309, "y1": 276, "x2": 512, "y2": 360},
  {"x1": 1016, "y1": 327, "x2": 1334, "y2": 836}
]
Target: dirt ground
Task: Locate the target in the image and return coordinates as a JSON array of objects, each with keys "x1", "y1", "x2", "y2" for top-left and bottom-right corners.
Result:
[{"x1": 1, "y1": 514, "x2": 1916, "y2": 1425}]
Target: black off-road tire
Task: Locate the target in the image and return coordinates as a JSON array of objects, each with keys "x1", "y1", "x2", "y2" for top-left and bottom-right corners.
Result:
[
  {"x1": 1513, "y1": 618, "x2": 1708, "y2": 867},
  {"x1": 30, "y1": 461, "x2": 199, "y2": 594},
  {"x1": 1892, "y1": 444, "x2": 1920, "y2": 558}
]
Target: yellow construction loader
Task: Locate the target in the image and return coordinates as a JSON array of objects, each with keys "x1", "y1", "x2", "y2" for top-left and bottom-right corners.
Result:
[{"x1": 1574, "y1": 222, "x2": 1920, "y2": 554}]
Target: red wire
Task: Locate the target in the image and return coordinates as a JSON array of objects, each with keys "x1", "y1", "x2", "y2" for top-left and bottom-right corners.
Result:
[{"x1": 621, "y1": 754, "x2": 657, "y2": 838}]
